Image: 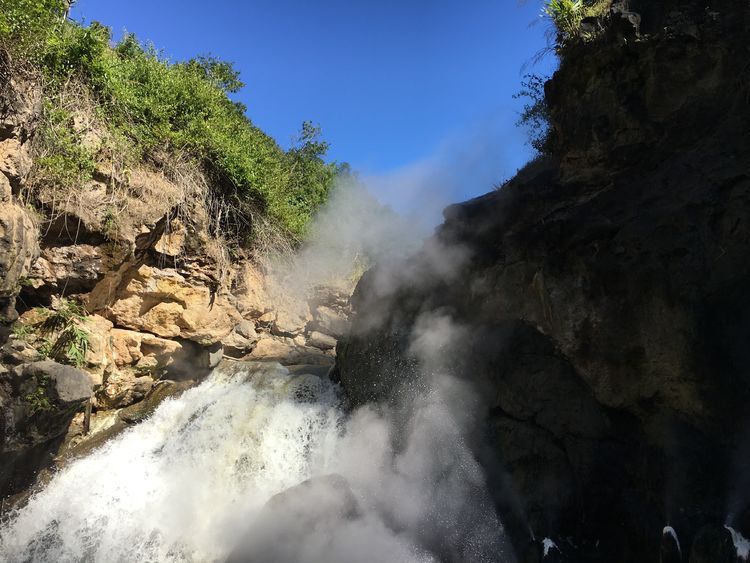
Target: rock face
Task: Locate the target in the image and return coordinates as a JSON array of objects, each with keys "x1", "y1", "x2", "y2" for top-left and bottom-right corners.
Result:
[
  {"x1": 0, "y1": 56, "x2": 40, "y2": 321},
  {"x1": 336, "y1": 3, "x2": 750, "y2": 562},
  {"x1": 0, "y1": 358, "x2": 93, "y2": 498}
]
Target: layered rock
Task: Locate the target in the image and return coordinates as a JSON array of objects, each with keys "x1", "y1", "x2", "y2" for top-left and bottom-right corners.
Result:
[
  {"x1": 336, "y1": 2, "x2": 750, "y2": 562},
  {"x1": 0, "y1": 57, "x2": 40, "y2": 321}
]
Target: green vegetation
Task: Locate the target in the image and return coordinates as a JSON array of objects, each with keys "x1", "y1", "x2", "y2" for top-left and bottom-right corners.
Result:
[
  {"x1": 24, "y1": 375, "x2": 53, "y2": 414},
  {"x1": 515, "y1": 74, "x2": 554, "y2": 155},
  {"x1": 0, "y1": 0, "x2": 340, "y2": 244},
  {"x1": 543, "y1": 0, "x2": 611, "y2": 45},
  {"x1": 13, "y1": 298, "x2": 90, "y2": 368}
]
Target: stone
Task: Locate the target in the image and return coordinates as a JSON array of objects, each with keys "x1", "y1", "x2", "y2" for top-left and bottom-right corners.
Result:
[
  {"x1": 311, "y1": 305, "x2": 349, "y2": 338},
  {"x1": 235, "y1": 319, "x2": 257, "y2": 340},
  {"x1": 0, "y1": 138, "x2": 32, "y2": 187},
  {"x1": 80, "y1": 314, "x2": 114, "y2": 384},
  {"x1": 271, "y1": 303, "x2": 311, "y2": 337},
  {"x1": 249, "y1": 336, "x2": 297, "y2": 361},
  {"x1": 335, "y1": 6, "x2": 750, "y2": 559},
  {"x1": 222, "y1": 321, "x2": 258, "y2": 358},
  {"x1": 118, "y1": 380, "x2": 195, "y2": 424},
  {"x1": 226, "y1": 474, "x2": 359, "y2": 563},
  {"x1": 88, "y1": 264, "x2": 241, "y2": 345},
  {"x1": 97, "y1": 370, "x2": 153, "y2": 409},
  {"x1": 0, "y1": 199, "x2": 39, "y2": 319},
  {"x1": 307, "y1": 330, "x2": 337, "y2": 350},
  {"x1": 688, "y1": 525, "x2": 738, "y2": 563},
  {"x1": 1, "y1": 171, "x2": 10, "y2": 202},
  {"x1": 232, "y1": 262, "x2": 270, "y2": 317},
  {"x1": 14, "y1": 360, "x2": 93, "y2": 404},
  {"x1": 27, "y1": 244, "x2": 114, "y2": 299},
  {"x1": 153, "y1": 219, "x2": 186, "y2": 257}
]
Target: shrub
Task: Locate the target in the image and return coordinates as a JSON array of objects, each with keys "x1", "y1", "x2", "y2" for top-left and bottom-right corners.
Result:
[
  {"x1": 543, "y1": 0, "x2": 612, "y2": 45},
  {"x1": 515, "y1": 74, "x2": 554, "y2": 155},
  {"x1": 4, "y1": 3, "x2": 340, "y2": 244},
  {"x1": 18, "y1": 298, "x2": 90, "y2": 368},
  {"x1": 0, "y1": 0, "x2": 67, "y2": 54}
]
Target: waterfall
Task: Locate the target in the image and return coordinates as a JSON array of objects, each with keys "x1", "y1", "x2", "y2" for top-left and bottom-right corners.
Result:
[{"x1": 0, "y1": 362, "x2": 510, "y2": 563}]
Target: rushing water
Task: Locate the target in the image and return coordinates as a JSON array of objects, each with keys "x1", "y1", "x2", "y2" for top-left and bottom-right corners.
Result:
[{"x1": 0, "y1": 361, "x2": 509, "y2": 563}]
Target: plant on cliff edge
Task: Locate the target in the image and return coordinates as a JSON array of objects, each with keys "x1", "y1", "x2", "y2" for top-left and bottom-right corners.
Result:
[
  {"x1": 515, "y1": 74, "x2": 554, "y2": 154},
  {"x1": 543, "y1": 0, "x2": 584, "y2": 40},
  {"x1": 2, "y1": 4, "x2": 342, "y2": 244}
]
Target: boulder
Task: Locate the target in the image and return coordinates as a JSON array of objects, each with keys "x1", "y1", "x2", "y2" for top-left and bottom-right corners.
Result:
[
  {"x1": 310, "y1": 304, "x2": 349, "y2": 338},
  {"x1": 226, "y1": 474, "x2": 359, "y2": 563},
  {"x1": 271, "y1": 302, "x2": 311, "y2": 337},
  {"x1": 0, "y1": 359, "x2": 93, "y2": 498},
  {"x1": 13, "y1": 360, "x2": 93, "y2": 404},
  {"x1": 96, "y1": 370, "x2": 153, "y2": 409},
  {"x1": 307, "y1": 330, "x2": 337, "y2": 351},
  {"x1": 222, "y1": 320, "x2": 258, "y2": 358},
  {"x1": 688, "y1": 525, "x2": 738, "y2": 563}
]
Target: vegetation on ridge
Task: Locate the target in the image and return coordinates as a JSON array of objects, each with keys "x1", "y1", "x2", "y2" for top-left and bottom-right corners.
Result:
[{"x1": 0, "y1": 0, "x2": 341, "y2": 245}]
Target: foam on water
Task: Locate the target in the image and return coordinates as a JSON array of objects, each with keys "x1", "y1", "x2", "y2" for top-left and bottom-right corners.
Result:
[
  {"x1": 0, "y1": 363, "x2": 343, "y2": 562},
  {"x1": 0, "y1": 362, "x2": 509, "y2": 563}
]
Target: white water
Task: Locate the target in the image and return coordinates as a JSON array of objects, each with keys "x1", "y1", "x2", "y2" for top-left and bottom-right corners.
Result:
[{"x1": 0, "y1": 362, "x2": 509, "y2": 563}]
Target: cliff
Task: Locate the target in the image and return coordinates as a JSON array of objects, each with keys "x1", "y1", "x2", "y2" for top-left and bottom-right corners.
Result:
[
  {"x1": 0, "y1": 47, "x2": 349, "y2": 503},
  {"x1": 336, "y1": 1, "x2": 750, "y2": 561}
]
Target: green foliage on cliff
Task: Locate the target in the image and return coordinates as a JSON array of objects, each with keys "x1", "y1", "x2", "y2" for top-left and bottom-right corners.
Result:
[
  {"x1": 515, "y1": 74, "x2": 554, "y2": 155},
  {"x1": 543, "y1": 0, "x2": 611, "y2": 44},
  {"x1": 0, "y1": 0, "x2": 340, "y2": 243}
]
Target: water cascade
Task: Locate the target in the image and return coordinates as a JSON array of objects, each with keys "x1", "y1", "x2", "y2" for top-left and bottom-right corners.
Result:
[{"x1": 0, "y1": 362, "x2": 509, "y2": 563}]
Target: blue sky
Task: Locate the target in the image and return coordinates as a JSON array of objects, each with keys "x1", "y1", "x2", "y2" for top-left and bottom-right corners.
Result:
[{"x1": 71, "y1": 0, "x2": 556, "y2": 212}]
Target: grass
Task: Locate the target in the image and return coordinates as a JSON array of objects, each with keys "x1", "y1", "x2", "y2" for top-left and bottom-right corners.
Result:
[
  {"x1": 13, "y1": 298, "x2": 91, "y2": 368},
  {"x1": 1, "y1": 0, "x2": 341, "y2": 245},
  {"x1": 543, "y1": 0, "x2": 613, "y2": 45}
]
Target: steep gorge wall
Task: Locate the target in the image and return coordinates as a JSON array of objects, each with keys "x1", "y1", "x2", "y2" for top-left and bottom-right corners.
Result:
[
  {"x1": 0, "y1": 56, "x2": 351, "y2": 503},
  {"x1": 336, "y1": 2, "x2": 750, "y2": 561}
]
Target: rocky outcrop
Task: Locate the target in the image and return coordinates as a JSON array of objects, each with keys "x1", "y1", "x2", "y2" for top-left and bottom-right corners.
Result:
[
  {"x1": 0, "y1": 357, "x2": 93, "y2": 499},
  {"x1": 0, "y1": 56, "x2": 40, "y2": 321},
  {"x1": 336, "y1": 2, "x2": 750, "y2": 562},
  {"x1": 88, "y1": 263, "x2": 241, "y2": 346}
]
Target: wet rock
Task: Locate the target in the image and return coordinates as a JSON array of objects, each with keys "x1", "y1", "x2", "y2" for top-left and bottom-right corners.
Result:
[
  {"x1": 661, "y1": 526, "x2": 682, "y2": 563},
  {"x1": 0, "y1": 199, "x2": 39, "y2": 320},
  {"x1": 307, "y1": 330, "x2": 337, "y2": 350},
  {"x1": 13, "y1": 360, "x2": 93, "y2": 403},
  {"x1": 688, "y1": 525, "x2": 737, "y2": 563},
  {"x1": 336, "y1": 3, "x2": 750, "y2": 560},
  {"x1": 118, "y1": 379, "x2": 195, "y2": 424},
  {"x1": 226, "y1": 474, "x2": 359, "y2": 563},
  {"x1": 97, "y1": 370, "x2": 153, "y2": 409},
  {"x1": 310, "y1": 304, "x2": 349, "y2": 338},
  {"x1": 0, "y1": 359, "x2": 93, "y2": 499}
]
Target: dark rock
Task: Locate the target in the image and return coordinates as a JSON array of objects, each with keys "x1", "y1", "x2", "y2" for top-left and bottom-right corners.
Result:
[
  {"x1": 226, "y1": 474, "x2": 359, "y2": 563},
  {"x1": 688, "y1": 525, "x2": 737, "y2": 563},
  {"x1": 118, "y1": 379, "x2": 195, "y2": 424},
  {"x1": 336, "y1": 2, "x2": 750, "y2": 562},
  {"x1": 0, "y1": 360, "x2": 93, "y2": 500},
  {"x1": 660, "y1": 527, "x2": 682, "y2": 563},
  {"x1": 13, "y1": 360, "x2": 93, "y2": 404}
]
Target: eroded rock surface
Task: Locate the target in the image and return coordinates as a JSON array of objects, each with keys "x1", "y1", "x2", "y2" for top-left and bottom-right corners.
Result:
[{"x1": 336, "y1": 2, "x2": 750, "y2": 561}]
